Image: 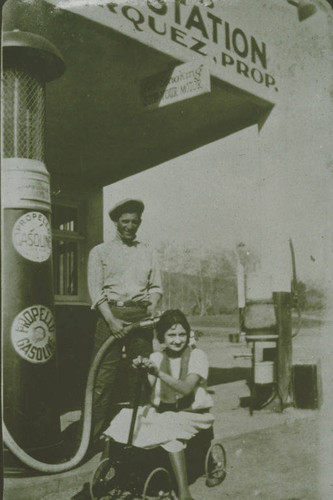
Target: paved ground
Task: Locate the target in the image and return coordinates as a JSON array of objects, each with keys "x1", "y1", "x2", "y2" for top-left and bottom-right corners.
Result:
[{"x1": 4, "y1": 314, "x2": 332, "y2": 500}]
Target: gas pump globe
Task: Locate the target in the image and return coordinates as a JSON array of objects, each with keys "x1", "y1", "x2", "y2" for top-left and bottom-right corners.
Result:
[{"x1": 1, "y1": 30, "x2": 65, "y2": 465}]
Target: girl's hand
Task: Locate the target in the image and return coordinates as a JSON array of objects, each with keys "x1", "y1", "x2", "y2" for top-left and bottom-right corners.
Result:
[
  {"x1": 144, "y1": 359, "x2": 159, "y2": 377},
  {"x1": 132, "y1": 356, "x2": 159, "y2": 376},
  {"x1": 132, "y1": 356, "x2": 150, "y2": 369}
]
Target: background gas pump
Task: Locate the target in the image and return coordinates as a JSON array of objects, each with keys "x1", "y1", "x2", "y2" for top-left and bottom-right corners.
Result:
[{"x1": 240, "y1": 242, "x2": 300, "y2": 413}]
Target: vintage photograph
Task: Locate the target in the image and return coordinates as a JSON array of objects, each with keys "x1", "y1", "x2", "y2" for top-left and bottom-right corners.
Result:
[{"x1": 1, "y1": 0, "x2": 332, "y2": 499}]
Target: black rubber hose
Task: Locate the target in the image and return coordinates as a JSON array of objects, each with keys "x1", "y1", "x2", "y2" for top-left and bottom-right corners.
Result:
[
  {"x1": 3, "y1": 316, "x2": 160, "y2": 473},
  {"x1": 3, "y1": 333, "x2": 117, "y2": 473}
]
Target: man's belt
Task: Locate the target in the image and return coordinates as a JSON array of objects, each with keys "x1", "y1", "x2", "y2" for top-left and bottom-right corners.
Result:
[{"x1": 108, "y1": 300, "x2": 149, "y2": 308}]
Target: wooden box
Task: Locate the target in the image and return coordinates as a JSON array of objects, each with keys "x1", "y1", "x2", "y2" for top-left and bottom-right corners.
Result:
[{"x1": 293, "y1": 361, "x2": 323, "y2": 409}]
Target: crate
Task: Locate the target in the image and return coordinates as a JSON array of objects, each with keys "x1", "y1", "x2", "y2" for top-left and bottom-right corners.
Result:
[{"x1": 293, "y1": 361, "x2": 323, "y2": 409}]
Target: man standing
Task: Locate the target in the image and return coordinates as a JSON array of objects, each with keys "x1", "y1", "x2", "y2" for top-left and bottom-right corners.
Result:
[{"x1": 88, "y1": 199, "x2": 162, "y2": 442}]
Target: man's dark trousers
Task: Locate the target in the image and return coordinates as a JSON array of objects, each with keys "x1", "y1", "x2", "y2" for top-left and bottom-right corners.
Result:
[{"x1": 91, "y1": 305, "x2": 153, "y2": 442}]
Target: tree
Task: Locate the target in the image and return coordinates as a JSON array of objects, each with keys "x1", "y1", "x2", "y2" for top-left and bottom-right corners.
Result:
[{"x1": 157, "y1": 241, "x2": 238, "y2": 315}]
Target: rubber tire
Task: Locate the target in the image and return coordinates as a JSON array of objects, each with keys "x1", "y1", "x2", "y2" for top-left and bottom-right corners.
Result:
[
  {"x1": 142, "y1": 466, "x2": 175, "y2": 500},
  {"x1": 205, "y1": 442, "x2": 227, "y2": 484},
  {"x1": 90, "y1": 458, "x2": 116, "y2": 500}
]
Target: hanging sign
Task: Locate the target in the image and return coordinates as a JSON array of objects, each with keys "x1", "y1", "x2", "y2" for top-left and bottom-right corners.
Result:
[{"x1": 141, "y1": 61, "x2": 210, "y2": 109}]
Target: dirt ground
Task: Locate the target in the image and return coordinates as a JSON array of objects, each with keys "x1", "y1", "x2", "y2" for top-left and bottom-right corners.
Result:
[
  {"x1": 192, "y1": 416, "x2": 319, "y2": 500},
  {"x1": 188, "y1": 313, "x2": 327, "y2": 500}
]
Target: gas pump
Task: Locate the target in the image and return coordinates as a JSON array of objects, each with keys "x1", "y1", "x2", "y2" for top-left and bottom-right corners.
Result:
[
  {"x1": 239, "y1": 241, "x2": 301, "y2": 413},
  {"x1": 1, "y1": 30, "x2": 66, "y2": 467},
  {"x1": 1, "y1": 29, "x2": 162, "y2": 476}
]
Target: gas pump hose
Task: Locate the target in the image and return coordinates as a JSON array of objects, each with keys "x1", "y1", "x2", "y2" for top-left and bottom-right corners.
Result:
[{"x1": 3, "y1": 317, "x2": 157, "y2": 473}]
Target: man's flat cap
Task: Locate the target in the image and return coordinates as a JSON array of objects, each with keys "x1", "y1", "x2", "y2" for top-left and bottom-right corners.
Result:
[{"x1": 108, "y1": 198, "x2": 145, "y2": 222}]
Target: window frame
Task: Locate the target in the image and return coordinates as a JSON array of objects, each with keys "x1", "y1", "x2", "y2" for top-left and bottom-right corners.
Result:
[{"x1": 52, "y1": 201, "x2": 86, "y2": 304}]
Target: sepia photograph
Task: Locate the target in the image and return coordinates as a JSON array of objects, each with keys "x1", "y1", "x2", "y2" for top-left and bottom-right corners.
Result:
[{"x1": 1, "y1": 0, "x2": 332, "y2": 499}]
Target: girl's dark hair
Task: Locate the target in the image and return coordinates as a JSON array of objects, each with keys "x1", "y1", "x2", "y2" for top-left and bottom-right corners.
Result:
[{"x1": 156, "y1": 309, "x2": 191, "y2": 344}]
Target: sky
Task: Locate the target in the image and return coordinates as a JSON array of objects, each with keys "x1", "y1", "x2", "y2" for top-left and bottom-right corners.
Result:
[
  {"x1": 104, "y1": 126, "x2": 262, "y2": 250},
  {"x1": 104, "y1": 120, "x2": 332, "y2": 289}
]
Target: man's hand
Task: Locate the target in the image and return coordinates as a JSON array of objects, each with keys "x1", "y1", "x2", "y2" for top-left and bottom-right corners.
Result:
[
  {"x1": 97, "y1": 301, "x2": 127, "y2": 339},
  {"x1": 107, "y1": 316, "x2": 127, "y2": 339}
]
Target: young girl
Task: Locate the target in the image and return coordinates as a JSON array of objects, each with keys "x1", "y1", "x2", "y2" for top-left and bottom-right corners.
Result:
[{"x1": 104, "y1": 309, "x2": 214, "y2": 500}]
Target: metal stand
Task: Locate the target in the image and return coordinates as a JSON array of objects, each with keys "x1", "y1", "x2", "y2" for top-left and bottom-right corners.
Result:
[{"x1": 127, "y1": 368, "x2": 144, "y2": 446}]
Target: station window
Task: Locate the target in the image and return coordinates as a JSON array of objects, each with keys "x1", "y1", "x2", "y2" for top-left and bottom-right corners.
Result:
[{"x1": 52, "y1": 203, "x2": 85, "y2": 301}]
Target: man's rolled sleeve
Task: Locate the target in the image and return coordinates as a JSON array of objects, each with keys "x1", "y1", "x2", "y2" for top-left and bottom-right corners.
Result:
[
  {"x1": 148, "y1": 249, "x2": 163, "y2": 298},
  {"x1": 87, "y1": 247, "x2": 106, "y2": 309}
]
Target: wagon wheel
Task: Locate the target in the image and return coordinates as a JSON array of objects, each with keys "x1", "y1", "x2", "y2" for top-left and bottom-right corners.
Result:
[
  {"x1": 90, "y1": 458, "x2": 117, "y2": 500},
  {"x1": 205, "y1": 442, "x2": 227, "y2": 486},
  {"x1": 142, "y1": 467, "x2": 175, "y2": 500}
]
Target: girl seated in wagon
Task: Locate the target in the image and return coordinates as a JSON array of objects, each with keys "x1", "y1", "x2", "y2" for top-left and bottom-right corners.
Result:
[{"x1": 104, "y1": 309, "x2": 218, "y2": 500}]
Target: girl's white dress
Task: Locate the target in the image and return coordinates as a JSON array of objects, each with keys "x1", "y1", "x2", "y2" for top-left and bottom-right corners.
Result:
[{"x1": 104, "y1": 348, "x2": 214, "y2": 452}]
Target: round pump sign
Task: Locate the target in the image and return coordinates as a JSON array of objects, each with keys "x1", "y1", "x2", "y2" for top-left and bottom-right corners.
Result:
[
  {"x1": 11, "y1": 305, "x2": 56, "y2": 364},
  {"x1": 12, "y1": 212, "x2": 52, "y2": 262}
]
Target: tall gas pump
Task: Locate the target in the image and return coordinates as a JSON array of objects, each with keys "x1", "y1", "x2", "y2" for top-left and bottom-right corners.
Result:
[
  {"x1": 1, "y1": 30, "x2": 65, "y2": 465},
  {"x1": 0, "y1": 48, "x2": 160, "y2": 470},
  {"x1": 0, "y1": 36, "x2": 159, "y2": 472}
]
